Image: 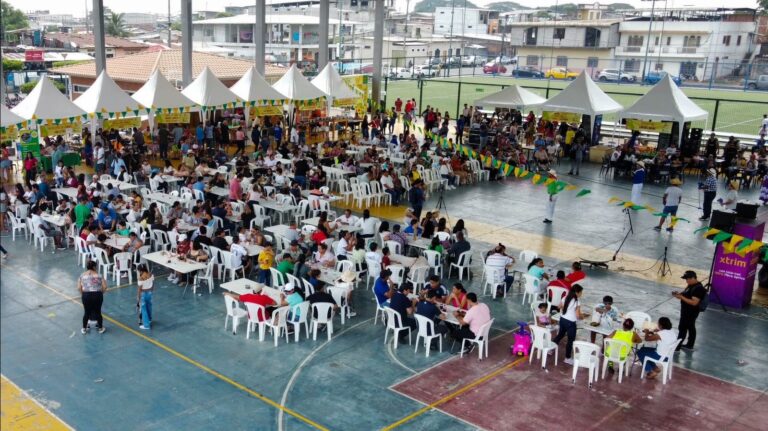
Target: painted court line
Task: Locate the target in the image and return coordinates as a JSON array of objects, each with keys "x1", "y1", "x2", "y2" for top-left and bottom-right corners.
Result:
[
  {"x1": 382, "y1": 356, "x2": 528, "y2": 430},
  {"x1": 5, "y1": 268, "x2": 329, "y2": 431},
  {"x1": 1, "y1": 374, "x2": 74, "y2": 431}
]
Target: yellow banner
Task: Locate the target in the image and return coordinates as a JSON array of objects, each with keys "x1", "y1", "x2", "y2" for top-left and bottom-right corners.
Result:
[
  {"x1": 1, "y1": 126, "x2": 19, "y2": 141},
  {"x1": 104, "y1": 117, "x2": 141, "y2": 130},
  {"x1": 626, "y1": 119, "x2": 673, "y2": 134},
  {"x1": 156, "y1": 113, "x2": 191, "y2": 123},
  {"x1": 333, "y1": 98, "x2": 358, "y2": 107},
  {"x1": 40, "y1": 119, "x2": 82, "y2": 137},
  {"x1": 249, "y1": 106, "x2": 283, "y2": 117},
  {"x1": 542, "y1": 111, "x2": 582, "y2": 123},
  {"x1": 342, "y1": 74, "x2": 368, "y2": 117}
]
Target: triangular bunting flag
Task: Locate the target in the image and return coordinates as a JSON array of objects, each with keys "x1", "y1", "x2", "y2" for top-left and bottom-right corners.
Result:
[{"x1": 712, "y1": 231, "x2": 733, "y2": 244}]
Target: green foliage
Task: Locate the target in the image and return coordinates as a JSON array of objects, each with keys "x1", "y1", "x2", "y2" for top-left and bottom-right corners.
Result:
[
  {"x1": 0, "y1": 0, "x2": 28, "y2": 43},
  {"x1": 106, "y1": 12, "x2": 128, "y2": 37},
  {"x1": 2, "y1": 58, "x2": 24, "y2": 72},
  {"x1": 486, "y1": 2, "x2": 525, "y2": 12},
  {"x1": 215, "y1": 12, "x2": 234, "y2": 18},
  {"x1": 51, "y1": 60, "x2": 91, "y2": 68},
  {"x1": 21, "y1": 80, "x2": 66, "y2": 94},
  {"x1": 413, "y1": 0, "x2": 479, "y2": 14},
  {"x1": 759, "y1": 0, "x2": 768, "y2": 14},
  {"x1": 606, "y1": 3, "x2": 635, "y2": 10}
]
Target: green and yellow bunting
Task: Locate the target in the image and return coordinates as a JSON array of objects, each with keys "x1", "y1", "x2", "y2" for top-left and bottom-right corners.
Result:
[{"x1": 695, "y1": 227, "x2": 766, "y2": 258}]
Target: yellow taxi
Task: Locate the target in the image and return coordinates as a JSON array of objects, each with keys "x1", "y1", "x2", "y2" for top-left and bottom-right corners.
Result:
[{"x1": 544, "y1": 67, "x2": 580, "y2": 80}]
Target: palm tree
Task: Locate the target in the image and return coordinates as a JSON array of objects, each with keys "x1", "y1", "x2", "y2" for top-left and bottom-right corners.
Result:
[{"x1": 106, "y1": 12, "x2": 127, "y2": 37}]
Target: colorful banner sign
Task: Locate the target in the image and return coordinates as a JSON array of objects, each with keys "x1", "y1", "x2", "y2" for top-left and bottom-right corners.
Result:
[
  {"x1": 25, "y1": 50, "x2": 44, "y2": 62},
  {"x1": 626, "y1": 119, "x2": 673, "y2": 134},
  {"x1": 705, "y1": 221, "x2": 766, "y2": 308},
  {"x1": 342, "y1": 74, "x2": 368, "y2": 117},
  {"x1": 18, "y1": 129, "x2": 40, "y2": 159},
  {"x1": 40, "y1": 119, "x2": 82, "y2": 137},
  {"x1": 332, "y1": 98, "x2": 358, "y2": 107},
  {"x1": 1, "y1": 126, "x2": 19, "y2": 142},
  {"x1": 249, "y1": 106, "x2": 283, "y2": 117},
  {"x1": 155, "y1": 112, "x2": 191, "y2": 123},
  {"x1": 542, "y1": 111, "x2": 582, "y2": 123},
  {"x1": 104, "y1": 117, "x2": 141, "y2": 130}
]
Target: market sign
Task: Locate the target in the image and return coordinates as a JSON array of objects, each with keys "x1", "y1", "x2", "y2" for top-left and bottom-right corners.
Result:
[
  {"x1": 155, "y1": 112, "x2": 191, "y2": 123},
  {"x1": 25, "y1": 50, "x2": 44, "y2": 62},
  {"x1": 542, "y1": 111, "x2": 582, "y2": 123},
  {"x1": 249, "y1": 106, "x2": 283, "y2": 117},
  {"x1": 104, "y1": 117, "x2": 141, "y2": 130},
  {"x1": 40, "y1": 118, "x2": 83, "y2": 137},
  {"x1": 626, "y1": 119, "x2": 673, "y2": 134},
  {"x1": 341, "y1": 75, "x2": 368, "y2": 117},
  {"x1": 332, "y1": 98, "x2": 357, "y2": 107}
]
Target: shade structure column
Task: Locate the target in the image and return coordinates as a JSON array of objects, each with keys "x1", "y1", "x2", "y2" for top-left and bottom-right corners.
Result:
[
  {"x1": 92, "y1": 0, "x2": 106, "y2": 74},
  {"x1": 371, "y1": 0, "x2": 385, "y2": 112},
  {"x1": 255, "y1": 0, "x2": 266, "y2": 75},
  {"x1": 181, "y1": 0, "x2": 193, "y2": 86},
  {"x1": 318, "y1": 0, "x2": 330, "y2": 68}
]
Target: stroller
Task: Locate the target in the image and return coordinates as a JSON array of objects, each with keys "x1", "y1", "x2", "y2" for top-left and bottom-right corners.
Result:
[{"x1": 511, "y1": 321, "x2": 532, "y2": 357}]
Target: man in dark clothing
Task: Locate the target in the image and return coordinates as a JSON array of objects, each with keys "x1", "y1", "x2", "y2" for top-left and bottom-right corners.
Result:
[
  {"x1": 211, "y1": 228, "x2": 229, "y2": 251},
  {"x1": 293, "y1": 157, "x2": 310, "y2": 188},
  {"x1": 158, "y1": 124, "x2": 170, "y2": 159},
  {"x1": 416, "y1": 290, "x2": 448, "y2": 338},
  {"x1": 307, "y1": 284, "x2": 338, "y2": 318},
  {"x1": 389, "y1": 283, "x2": 417, "y2": 335},
  {"x1": 408, "y1": 180, "x2": 425, "y2": 220},
  {"x1": 446, "y1": 232, "x2": 471, "y2": 264},
  {"x1": 674, "y1": 270, "x2": 707, "y2": 351},
  {"x1": 219, "y1": 121, "x2": 230, "y2": 146}
]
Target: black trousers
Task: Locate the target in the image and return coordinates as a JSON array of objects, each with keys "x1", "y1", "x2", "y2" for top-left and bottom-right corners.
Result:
[
  {"x1": 678, "y1": 311, "x2": 699, "y2": 348},
  {"x1": 702, "y1": 191, "x2": 716, "y2": 218},
  {"x1": 82, "y1": 291, "x2": 104, "y2": 328}
]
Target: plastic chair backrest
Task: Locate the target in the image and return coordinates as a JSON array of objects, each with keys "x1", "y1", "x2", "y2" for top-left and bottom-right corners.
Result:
[
  {"x1": 624, "y1": 311, "x2": 651, "y2": 328},
  {"x1": 385, "y1": 240, "x2": 402, "y2": 255},
  {"x1": 329, "y1": 286, "x2": 347, "y2": 307},
  {"x1": 423, "y1": 250, "x2": 441, "y2": 266},
  {"x1": 520, "y1": 250, "x2": 538, "y2": 264},
  {"x1": 366, "y1": 258, "x2": 382, "y2": 278},
  {"x1": 244, "y1": 301, "x2": 267, "y2": 322},
  {"x1": 456, "y1": 251, "x2": 472, "y2": 266},
  {"x1": 224, "y1": 295, "x2": 239, "y2": 316},
  {"x1": 414, "y1": 314, "x2": 434, "y2": 337},
  {"x1": 603, "y1": 338, "x2": 631, "y2": 361},
  {"x1": 435, "y1": 231, "x2": 450, "y2": 242},
  {"x1": 547, "y1": 286, "x2": 568, "y2": 306},
  {"x1": 335, "y1": 260, "x2": 354, "y2": 273},
  {"x1": 478, "y1": 318, "x2": 494, "y2": 341},
  {"x1": 269, "y1": 306, "x2": 290, "y2": 327},
  {"x1": 312, "y1": 302, "x2": 334, "y2": 323},
  {"x1": 573, "y1": 341, "x2": 599, "y2": 365},
  {"x1": 530, "y1": 325, "x2": 552, "y2": 348},
  {"x1": 389, "y1": 265, "x2": 405, "y2": 285},
  {"x1": 384, "y1": 307, "x2": 403, "y2": 330},
  {"x1": 114, "y1": 252, "x2": 132, "y2": 270},
  {"x1": 523, "y1": 274, "x2": 539, "y2": 293}
]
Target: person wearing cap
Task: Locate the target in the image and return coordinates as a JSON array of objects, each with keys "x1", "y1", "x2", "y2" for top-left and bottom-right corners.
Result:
[
  {"x1": 97, "y1": 203, "x2": 117, "y2": 231},
  {"x1": 698, "y1": 168, "x2": 718, "y2": 220},
  {"x1": 655, "y1": 177, "x2": 684, "y2": 232},
  {"x1": 543, "y1": 169, "x2": 559, "y2": 224},
  {"x1": 674, "y1": 271, "x2": 706, "y2": 351},
  {"x1": 718, "y1": 180, "x2": 739, "y2": 211},
  {"x1": 285, "y1": 240, "x2": 303, "y2": 261},
  {"x1": 630, "y1": 161, "x2": 646, "y2": 204},
  {"x1": 280, "y1": 283, "x2": 304, "y2": 325},
  {"x1": 389, "y1": 283, "x2": 418, "y2": 334}
]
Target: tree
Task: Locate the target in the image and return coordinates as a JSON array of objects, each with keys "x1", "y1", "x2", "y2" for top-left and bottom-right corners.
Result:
[
  {"x1": 105, "y1": 12, "x2": 128, "y2": 37},
  {"x1": 759, "y1": 0, "x2": 768, "y2": 13},
  {"x1": 0, "y1": 1, "x2": 29, "y2": 43},
  {"x1": 21, "y1": 80, "x2": 66, "y2": 94},
  {"x1": 2, "y1": 58, "x2": 24, "y2": 72}
]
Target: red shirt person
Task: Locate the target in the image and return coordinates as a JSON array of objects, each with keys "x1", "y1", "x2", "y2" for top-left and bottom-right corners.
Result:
[{"x1": 564, "y1": 261, "x2": 586, "y2": 285}]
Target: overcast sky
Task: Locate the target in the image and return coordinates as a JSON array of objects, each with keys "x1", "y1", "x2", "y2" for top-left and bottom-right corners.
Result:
[{"x1": 5, "y1": 0, "x2": 761, "y2": 17}]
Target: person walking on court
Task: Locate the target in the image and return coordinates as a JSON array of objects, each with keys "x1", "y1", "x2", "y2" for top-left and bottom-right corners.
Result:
[
  {"x1": 78, "y1": 260, "x2": 107, "y2": 334},
  {"x1": 568, "y1": 140, "x2": 584, "y2": 176},
  {"x1": 674, "y1": 271, "x2": 706, "y2": 351},
  {"x1": 698, "y1": 168, "x2": 717, "y2": 220},
  {"x1": 630, "y1": 161, "x2": 646, "y2": 204},
  {"x1": 136, "y1": 264, "x2": 154, "y2": 330},
  {"x1": 655, "y1": 178, "x2": 683, "y2": 232},
  {"x1": 543, "y1": 170, "x2": 558, "y2": 224},
  {"x1": 553, "y1": 285, "x2": 583, "y2": 364}
]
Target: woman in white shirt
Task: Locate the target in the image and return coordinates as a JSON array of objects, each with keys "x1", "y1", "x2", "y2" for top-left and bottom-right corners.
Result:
[
  {"x1": 552, "y1": 285, "x2": 583, "y2": 364},
  {"x1": 136, "y1": 264, "x2": 154, "y2": 330},
  {"x1": 636, "y1": 317, "x2": 677, "y2": 379},
  {"x1": 355, "y1": 209, "x2": 379, "y2": 239}
]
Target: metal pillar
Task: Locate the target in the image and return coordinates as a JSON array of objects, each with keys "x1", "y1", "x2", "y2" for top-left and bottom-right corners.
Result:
[
  {"x1": 318, "y1": 0, "x2": 330, "y2": 68},
  {"x1": 92, "y1": 0, "x2": 106, "y2": 74},
  {"x1": 181, "y1": 0, "x2": 193, "y2": 86},
  {"x1": 371, "y1": 0, "x2": 385, "y2": 111},
  {"x1": 254, "y1": 0, "x2": 266, "y2": 74}
]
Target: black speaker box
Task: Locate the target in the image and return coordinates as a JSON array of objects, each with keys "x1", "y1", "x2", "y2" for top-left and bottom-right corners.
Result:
[
  {"x1": 710, "y1": 210, "x2": 736, "y2": 232},
  {"x1": 736, "y1": 202, "x2": 758, "y2": 220}
]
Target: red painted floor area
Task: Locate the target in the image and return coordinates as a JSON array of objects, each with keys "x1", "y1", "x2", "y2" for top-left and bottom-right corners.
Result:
[{"x1": 393, "y1": 334, "x2": 767, "y2": 431}]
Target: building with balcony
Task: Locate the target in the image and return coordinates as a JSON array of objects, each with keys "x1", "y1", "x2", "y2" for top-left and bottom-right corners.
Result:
[
  {"x1": 505, "y1": 20, "x2": 620, "y2": 75},
  {"x1": 434, "y1": 7, "x2": 499, "y2": 37},
  {"x1": 615, "y1": 7, "x2": 759, "y2": 81}
]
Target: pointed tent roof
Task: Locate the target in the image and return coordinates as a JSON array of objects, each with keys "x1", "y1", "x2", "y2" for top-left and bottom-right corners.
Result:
[
  {"x1": 230, "y1": 66, "x2": 288, "y2": 104},
  {"x1": 132, "y1": 69, "x2": 197, "y2": 111},
  {"x1": 619, "y1": 74, "x2": 707, "y2": 123},
  {"x1": 181, "y1": 66, "x2": 240, "y2": 108},
  {"x1": 272, "y1": 64, "x2": 328, "y2": 101},
  {"x1": 473, "y1": 85, "x2": 545, "y2": 110},
  {"x1": 540, "y1": 72, "x2": 623, "y2": 116},
  {"x1": 1, "y1": 105, "x2": 26, "y2": 128},
  {"x1": 311, "y1": 64, "x2": 358, "y2": 101},
  {"x1": 11, "y1": 77, "x2": 86, "y2": 121},
  {"x1": 74, "y1": 71, "x2": 143, "y2": 114}
]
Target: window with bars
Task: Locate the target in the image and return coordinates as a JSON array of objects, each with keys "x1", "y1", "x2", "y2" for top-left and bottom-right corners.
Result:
[
  {"x1": 627, "y1": 35, "x2": 643, "y2": 46},
  {"x1": 723, "y1": 35, "x2": 731, "y2": 46},
  {"x1": 624, "y1": 59, "x2": 640, "y2": 72},
  {"x1": 556, "y1": 56, "x2": 568, "y2": 67},
  {"x1": 587, "y1": 57, "x2": 599, "y2": 68},
  {"x1": 553, "y1": 28, "x2": 565, "y2": 40},
  {"x1": 526, "y1": 55, "x2": 539, "y2": 66}
]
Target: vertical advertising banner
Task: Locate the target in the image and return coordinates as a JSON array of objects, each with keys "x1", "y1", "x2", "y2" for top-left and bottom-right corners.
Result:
[{"x1": 711, "y1": 221, "x2": 766, "y2": 308}]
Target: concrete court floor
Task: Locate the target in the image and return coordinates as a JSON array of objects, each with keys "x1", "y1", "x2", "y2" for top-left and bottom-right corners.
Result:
[{"x1": 1, "y1": 162, "x2": 767, "y2": 430}]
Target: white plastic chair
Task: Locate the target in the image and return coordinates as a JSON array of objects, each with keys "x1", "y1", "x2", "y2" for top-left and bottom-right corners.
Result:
[
  {"x1": 269, "y1": 268, "x2": 286, "y2": 288},
  {"x1": 311, "y1": 302, "x2": 335, "y2": 340},
  {"x1": 602, "y1": 338, "x2": 632, "y2": 383},
  {"x1": 384, "y1": 240, "x2": 402, "y2": 255},
  {"x1": 522, "y1": 274, "x2": 540, "y2": 305},
  {"x1": 113, "y1": 252, "x2": 133, "y2": 283},
  {"x1": 434, "y1": 231, "x2": 450, "y2": 242},
  {"x1": 448, "y1": 251, "x2": 472, "y2": 281},
  {"x1": 193, "y1": 260, "x2": 216, "y2": 294},
  {"x1": 220, "y1": 250, "x2": 244, "y2": 282},
  {"x1": 388, "y1": 265, "x2": 405, "y2": 288},
  {"x1": 329, "y1": 286, "x2": 351, "y2": 325},
  {"x1": 513, "y1": 250, "x2": 539, "y2": 285},
  {"x1": 92, "y1": 247, "x2": 112, "y2": 280},
  {"x1": 383, "y1": 307, "x2": 411, "y2": 349},
  {"x1": 264, "y1": 306, "x2": 291, "y2": 347},
  {"x1": 244, "y1": 302, "x2": 268, "y2": 341},
  {"x1": 8, "y1": 212, "x2": 28, "y2": 241},
  {"x1": 461, "y1": 319, "x2": 494, "y2": 360},
  {"x1": 407, "y1": 266, "x2": 428, "y2": 294},
  {"x1": 414, "y1": 314, "x2": 442, "y2": 357},
  {"x1": 529, "y1": 325, "x2": 559, "y2": 368},
  {"x1": 640, "y1": 339, "x2": 682, "y2": 384},
  {"x1": 34, "y1": 226, "x2": 55, "y2": 253},
  {"x1": 335, "y1": 259, "x2": 354, "y2": 274},
  {"x1": 624, "y1": 311, "x2": 652, "y2": 328},
  {"x1": 75, "y1": 236, "x2": 92, "y2": 268},
  {"x1": 151, "y1": 230, "x2": 170, "y2": 252},
  {"x1": 423, "y1": 249, "x2": 443, "y2": 277},
  {"x1": 365, "y1": 257, "x2": 382, "y2": 289},
  {"x1": 482, "y1": 265, "x2": 506, "y2": 299},
  {"x1": 289, "y1": 301, "x2": 311, "y2": 342},
  {"x1": 547, "y1": 286, "x2": 568, "y2": 310},
  {"x1": 571, "y1": 341, "x2": 600, "y2": 388},
  {"x1": 224, "y1": 295, "x2": 247, "y2": 334}
]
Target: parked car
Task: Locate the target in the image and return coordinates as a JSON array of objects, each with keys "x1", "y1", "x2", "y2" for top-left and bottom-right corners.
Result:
[
  {"x1": 447, "y1": 56, "x2": 462, "y2": 66},
  {"x1": 511, "y1": 66, "x2": 545, "y2": 79},
  {"x1": 389, "y1": 67, "x2": 414, "y2": 79},
  {"x1": 483, "y1": 62, "x2": 507, "y2": 74},
  {"x1": 424, "y1": 57, "x2": 442, "y2": 66},
  {"x1": 414, "y1": 64, "x2": 439, "y2": 77},
  {"x1": 644, "y1": 71, "x2": 682, "y2": 86},
  {"x1": 545, "y1": 67, "x2": 579, "y2": 79},
  {"x1": 597, "y1": 69, "x2": 637, "y2": 83},
  {"x1": 493, "y1": 55, "x2": 517, "y2": 65},
  {"x1": 746, "y1": 75, "x2": 768, "y2": 90}
]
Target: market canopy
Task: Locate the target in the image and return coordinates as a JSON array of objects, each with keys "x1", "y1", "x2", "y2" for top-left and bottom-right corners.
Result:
[
  {"x1": 539, "y1": 71, "x2": 623, "y2": 117},
  {"x1": 619, "y1": 74, "x2": 708, "y2": 124},
  {"x1": 473, "y1": 85, "x2": 545, "y2": 110},
  {"x1": 230, "y1": 66, "x2": 288, "y2": 105},
  {"x1": 11, "y1": 77, "x2": 86, "y2": 121},
  {"x1": 272, "y1": 64, "x2": 328, "y2": 101},
  {"x1": 1, "y1": 105, "x2": 26, "y2": 128},
  {"x1": 181, "y1": 66, "x2": 241, "y2": 110},
  {"x1": 132, "y1": 69, "x2": 197, "y2": 112},
  {"x1": 311, "y1": 63, "x2": 358, "y2": 103},
  {"x1": 74, "y1": 71, "x2": 144, "y2": 116}
]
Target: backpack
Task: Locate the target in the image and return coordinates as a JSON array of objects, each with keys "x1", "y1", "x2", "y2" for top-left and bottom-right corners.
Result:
[{"x1": 699, "y1": 285, "x2": 710, "y2": 312}]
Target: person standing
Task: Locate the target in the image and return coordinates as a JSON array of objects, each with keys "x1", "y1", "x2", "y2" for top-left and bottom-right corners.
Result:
[
  {"x1": 78, "y1": 260, "x2": 107, "y2": 334},
  {"x1": 674, "y1": 270, "x2": 706, "y2": 351},
  {"x1": 136, "y1": 264, "x2": 154, "y2": 330},
  {"x1": 158, "y1": 123, "x2": 170, "y2": 160},
  {"x1": 234, "y1": 126, "x2": 246, "y2": 156},
  {"x1": 655, "y1": 178, "x2": 683, "y2": 232},
  {"x1": 408, "y1": 180, "x2": 425, "y2": 220},
  {"x1": 568, "y1": 140, "x2": 584, "y2": 176},
  {"x1": 552, "y1": 284, "x2": 583, "y2": 364},
  {"x1": 718, "y1": 180, "x2": 739, "y2": 211},
  {"x1": 630, "y1": 161, "x2": 646, "y2": 204},
  {"x1": 543, "y1": 169, "x2": 558, "y2": 224},
  {"x1": 698, "y1": 168, "x2": 718, "y2": 220}
]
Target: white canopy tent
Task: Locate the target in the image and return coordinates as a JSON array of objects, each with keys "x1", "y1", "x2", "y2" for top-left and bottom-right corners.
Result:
[
  {"x1": 311, "y1": 64, "x2": 358, "y2": 106},
  {"x1": 619, "y1": 74, "x2": 708, "y2": 146},
  {"x1": 1, "y1": 105, "x2": 26, "y2": 128},
  {"x1": 11, "y1": 77, "x2": 86, "y2": 121},
  {"x1": 74, "y1": 71, "x2": 144, "y2": 142},
  {"x1": 230, "y1": 66, "x2": 288, "y2": 130},
  {"x1": 272, "y1": 64, "x2": 328, "y2": 101},
  {"x1": 540, "y1": 71, "x2": 623, "y2": 117},
  {"x1": 132, "y1": 69, "x2": 198, "y2": 131},
  {"x1": 182, "y1": 66, "x2": 241, "y2": 123},
  {"x1": 473, "y1": 85, "x2": 545, "y2": 110}
]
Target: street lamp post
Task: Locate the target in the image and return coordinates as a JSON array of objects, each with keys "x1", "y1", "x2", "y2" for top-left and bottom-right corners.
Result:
[{"x1": 640, "y1": 0, "x2": 659, "y2": 82}]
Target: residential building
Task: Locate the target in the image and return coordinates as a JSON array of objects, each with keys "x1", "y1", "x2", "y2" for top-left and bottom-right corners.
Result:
[
  {"x1": 434, "y1": 7, "x2": 499, "y2": 37},
  {"x1": 40, "y1": 33, "x2": 148, "y2": 58}
]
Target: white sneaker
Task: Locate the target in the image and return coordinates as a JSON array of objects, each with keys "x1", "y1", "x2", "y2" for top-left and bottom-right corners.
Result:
[
  {"x1": 168, "y1": 274, "x2": 177, "y2": 282},
  {"x1": 348, "y1": 310, "x2": 357, "y2": 317},
  {"x1": 564, "y1": 358, "x2": 574, "y2": 365}
]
